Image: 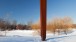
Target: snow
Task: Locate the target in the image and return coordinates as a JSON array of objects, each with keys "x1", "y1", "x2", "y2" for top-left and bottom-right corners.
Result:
[
  {"x1": 6, "y1": 30, "x2": 35, "y2": 36},
  {"x1": 0, "y1": 36, "x2": 41, "y2": 42},
  {"x1": 0, "y1": 29, "x2": 76, "y2": 42}
]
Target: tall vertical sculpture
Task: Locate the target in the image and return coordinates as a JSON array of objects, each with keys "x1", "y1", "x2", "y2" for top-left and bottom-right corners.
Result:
[{"x1": 40, "y1": 0, "x2": 47, "y2": 41}]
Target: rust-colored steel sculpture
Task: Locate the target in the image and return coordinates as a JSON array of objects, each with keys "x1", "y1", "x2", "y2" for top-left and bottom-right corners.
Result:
[{"x1": 40, "y1": 0, "x2": 47, "y2": 41}]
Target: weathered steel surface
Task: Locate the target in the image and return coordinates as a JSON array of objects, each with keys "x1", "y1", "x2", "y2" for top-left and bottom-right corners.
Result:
[{"x1": 40, "y1": 0, "x2": 47, "y2": 41}]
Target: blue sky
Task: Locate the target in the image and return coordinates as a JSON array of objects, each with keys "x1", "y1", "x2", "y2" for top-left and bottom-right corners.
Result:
[
  {"x1": 0, "y1": 0, "x2": 76, "y2": 24},
  {"x1": 47, "y1": 0, "x2": 76, "y2": 23}
]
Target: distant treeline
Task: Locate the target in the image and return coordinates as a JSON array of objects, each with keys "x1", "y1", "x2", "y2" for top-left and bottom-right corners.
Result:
[
  {"x1": 0, "y1": 16, "x2": 76, "y2": 35},
  {"x1": 0, "y1": 18, "x2": 32, "y2": 31}
]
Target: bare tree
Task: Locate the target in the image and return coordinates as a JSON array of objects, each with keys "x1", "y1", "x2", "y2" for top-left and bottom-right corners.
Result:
[
  {"x1": 62, "y1": 17, "x2": 73, "y2": 35},
  {"x1": 27, "y1": 20, "x2": 33, "y2": 30},
  {"x1": 48, "y1": 17, "x2": 73, "y2": 35}
]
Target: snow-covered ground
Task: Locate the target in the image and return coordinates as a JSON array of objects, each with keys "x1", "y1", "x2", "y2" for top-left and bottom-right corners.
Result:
[{"x1": 0, "y1": 29, "x2": 76, "y2": 42}]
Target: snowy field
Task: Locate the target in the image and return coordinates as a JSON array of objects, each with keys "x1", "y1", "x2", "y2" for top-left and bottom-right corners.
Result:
[{"x1": 0, "y1": 29, "x2": 76, "y2": 42}]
